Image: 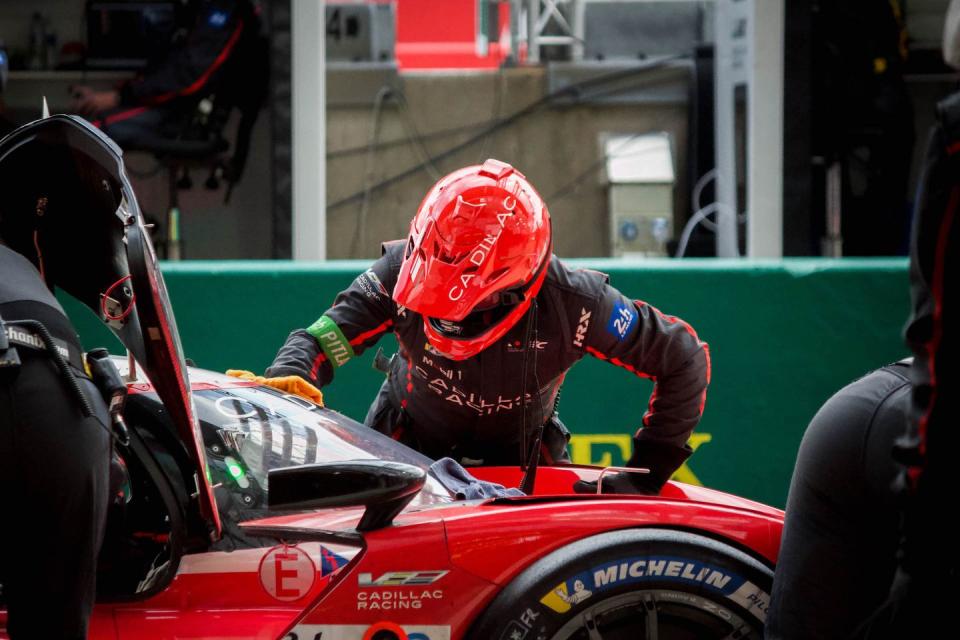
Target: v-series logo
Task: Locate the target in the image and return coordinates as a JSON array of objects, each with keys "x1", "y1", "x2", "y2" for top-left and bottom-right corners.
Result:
[{"x1": 358, "y1": 571, "x2": 448, "y2": 587}]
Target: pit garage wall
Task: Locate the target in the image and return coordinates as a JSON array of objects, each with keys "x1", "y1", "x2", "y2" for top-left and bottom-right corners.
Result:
[
  {"x1": 325, "y1": 65, "x2": 692, "y2": 260},
  {"x1": 62, "y1": 259, "x2": 908, "y2": 509}
]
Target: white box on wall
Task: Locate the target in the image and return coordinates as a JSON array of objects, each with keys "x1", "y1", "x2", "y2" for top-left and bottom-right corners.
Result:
[{"x1": 605, "y1": 132, "x2": 675, "y2": 257}]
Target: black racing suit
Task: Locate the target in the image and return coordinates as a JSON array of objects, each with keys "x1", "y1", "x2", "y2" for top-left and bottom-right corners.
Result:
[
  {"x1": 95, "y1": 0, "x2": 261, "y2": 148},
  {"x1": 769, "y1": 88, "x2": 960, "y2": 640},
  {"x1": 267, "y1": 242, "x2": 711, "y2": 489},
  {"x1": 766, "y1": 361, "x2": 909, "y2": 639},
  {"x1": 0, "y1": 246, "x2": 111, "y2": 639},
  {"x1": 851, "y1": 88, "x2": 960, "y2": 638}
]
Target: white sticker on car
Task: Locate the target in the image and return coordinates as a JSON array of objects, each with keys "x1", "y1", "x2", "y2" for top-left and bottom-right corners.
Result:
[{"x1": 728, "y1": 580, "x2": 770, "y2": 623}]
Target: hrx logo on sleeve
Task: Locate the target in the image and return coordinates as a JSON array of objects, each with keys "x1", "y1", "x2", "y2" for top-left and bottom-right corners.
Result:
[{"x1": 572, "y1": 308, "x2": 592, "y2": 348}]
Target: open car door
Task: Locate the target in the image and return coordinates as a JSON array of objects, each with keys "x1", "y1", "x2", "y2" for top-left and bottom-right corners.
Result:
[{"x1": 0, "y1": 114, "x2": 221, "y2": 538}]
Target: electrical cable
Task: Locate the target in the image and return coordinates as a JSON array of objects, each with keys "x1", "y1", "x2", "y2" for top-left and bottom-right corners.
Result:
[
  {"x1": 392, "y1": 90, "x2": 442, "y2": 181},
  {"x1": 518, "y1": 302, "x2": 535, "y2": 466},
  {"x1": 10, "y1": 320, "x2": 117, "y2": 443},
  {"x1": 32, "y1": 230, "x2": 46, "y2": 281},
  {"x1": 546, "y1": 150, "x2": 615, "y2": 203},
  {"x1": 691, "y1": 168, "x2": 718, "y2": 231},
  {"x1": 331, "y1": 59, "x2": 671, "y2": 165},
  {"x1": 678, "y1": 168, "x2": 748, "y2": 255},
  {"x1": 352, "y1": 85, "x2": 449, "y2": 256},
  {"x1": 567, "y1": 70, "x2": 684, "y2": 104},
  {"x1": 478, "y1": 66, "x2": 505, "y2": 161},
  {"x1": 546, "y1": 132, "x2": 647, "y2": 202},
  {"x1": 674, "y1": 202, "x2": 741, "y2": 258},
  {"x1": 547, "y1": 129, "x2": 691, "y2": 205},
  {"x1": 101, "y1": 274, "x2": 136, "y2": 322},
  {"x1": 352, "y1": 85, "x2": 392, "y2": 257},
  {"x1": 519, "y1": 301, "x2": 546, "y2": 495},
  {"x1": 327, "y1": 120, "x2": 494, "y2": 160},
  {"x1": 14, "y1": 320, "x2": 93, "y2": 417},
  {"x1": 327, "y1": 55, "x2": 687, "y2": 213}
]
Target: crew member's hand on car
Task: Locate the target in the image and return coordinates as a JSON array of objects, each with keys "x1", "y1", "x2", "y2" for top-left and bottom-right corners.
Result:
[
  {"x1": 573, "y1": 470, "x2": 662, "y2": 495},
  {"x1": 226, "y1": 369, "x2": 324, "y2": 406},
  {"x1": 573, "y1": 438, "x2": 693, "y2": 495}
]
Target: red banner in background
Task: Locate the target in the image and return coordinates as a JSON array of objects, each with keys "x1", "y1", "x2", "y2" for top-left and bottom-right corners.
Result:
[{"x1": 395, "y1": 0, "x2": 514, "y2": 70}]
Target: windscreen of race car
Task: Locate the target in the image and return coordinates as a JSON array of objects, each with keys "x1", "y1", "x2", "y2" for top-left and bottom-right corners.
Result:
[{"x1": 188, "y1": 384, "x2": 454, "y2": 511}]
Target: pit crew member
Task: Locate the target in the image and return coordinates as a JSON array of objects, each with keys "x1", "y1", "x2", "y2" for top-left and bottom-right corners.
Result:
[
  {"x1": 267, "y1": 159, "x2": 710, "y2": 495},
  {"x1": 769, "y1": 8, "x2": 960, "y2": 635},
  {"x1": 0, "y1": 150, "x2": 117, "y2": 639},
  {"x1": 766, "y1": 360, "x2": 909, "y2": 639}
]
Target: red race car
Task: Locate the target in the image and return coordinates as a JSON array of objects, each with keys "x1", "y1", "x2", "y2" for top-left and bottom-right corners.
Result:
[
  {"x1": 0, "y1": 116, "x2": 782, "y2": 640},
  {"x1": 3, "y1": 358, "x2": 783, "y2": 640}
]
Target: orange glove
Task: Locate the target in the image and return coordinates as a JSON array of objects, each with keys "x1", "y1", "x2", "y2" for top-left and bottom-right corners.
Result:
[{"x1": 226, "y1": 370, "x2": 324, "y2": 406}]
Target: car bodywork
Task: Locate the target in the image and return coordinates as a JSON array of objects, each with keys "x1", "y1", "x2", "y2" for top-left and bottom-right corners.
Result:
[{"x1": 0, "y1": 361, "x2": 781, "y2": 640}]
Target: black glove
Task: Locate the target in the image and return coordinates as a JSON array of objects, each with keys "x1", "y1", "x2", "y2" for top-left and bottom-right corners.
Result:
[
  {"x1": 573, "y1": 438, "x2": 693, "y2": 495},
  {"x1": 573, "y1": 470, "x2": 661, "y2": 495}
]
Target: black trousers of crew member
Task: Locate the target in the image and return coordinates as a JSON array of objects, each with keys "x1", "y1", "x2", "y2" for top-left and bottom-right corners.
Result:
[
  {"x1": 0, "y1": 352, "x2": 111, "y2": 640},
  {"x1": 765, "y1": 364, "x2": 909, "y2": 640},
  {"x1": 364, "y1": 380, "x2": 572, "y2": 466},
  {"x1": 852, "y1": 94, "x2": 960, "y2": 640}
]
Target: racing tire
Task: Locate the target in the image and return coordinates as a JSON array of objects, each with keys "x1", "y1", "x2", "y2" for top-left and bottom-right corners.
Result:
[{"x1": 466, "y1": 528, "x2": 772, "y2": 640}]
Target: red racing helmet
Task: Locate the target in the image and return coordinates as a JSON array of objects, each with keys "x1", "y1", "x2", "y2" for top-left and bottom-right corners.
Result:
[{"x1": 393, "y1": 159, "x2": 551, "y2": 360}]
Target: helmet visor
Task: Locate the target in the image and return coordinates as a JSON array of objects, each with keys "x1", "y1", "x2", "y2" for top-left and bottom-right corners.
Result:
[
  {"x1": 424, "y1": 253, "x2": 548, "y2": 342},
  {"x1": 427, "y1": 295, "x2": 522, "y2": 340}
]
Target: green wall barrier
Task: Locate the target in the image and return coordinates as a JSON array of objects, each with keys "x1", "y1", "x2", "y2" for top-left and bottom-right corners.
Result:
[{"x1": 60, "y1": 258, "x2": 909, "y2": 508}]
